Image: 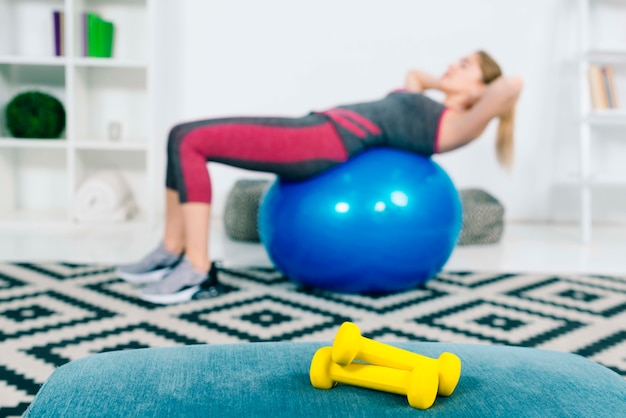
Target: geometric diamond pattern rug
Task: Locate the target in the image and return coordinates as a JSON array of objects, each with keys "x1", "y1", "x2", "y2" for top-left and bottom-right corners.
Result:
[{"x1": 1, "y1": 263, "x2": 625, "y2": 417}]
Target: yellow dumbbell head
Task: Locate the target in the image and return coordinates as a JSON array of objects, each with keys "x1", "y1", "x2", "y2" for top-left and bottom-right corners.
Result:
[
  {"x1": 406, "y1": 360, "x2": 439, "y2": 409},
  {"x1": 310, "y1": 347, "x2": 337, "y2": 389},
  {"x1": 331, "y1": 322, "x2": 362, "y2": 366},
  {"x1": 437, "y1": 352, "x2": 462, "y2": 397}
]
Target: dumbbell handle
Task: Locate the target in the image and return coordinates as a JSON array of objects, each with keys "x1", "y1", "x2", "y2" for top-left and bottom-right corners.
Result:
[
  {"x1": 356, "y1": 338, "x2": 428, "y2": 370},
  {"x1": 333, "y1": 322, "x2": 433, "y2": 369},
  {"x1": 331, "y1": 360, "x2": 413, "y2": 396}
]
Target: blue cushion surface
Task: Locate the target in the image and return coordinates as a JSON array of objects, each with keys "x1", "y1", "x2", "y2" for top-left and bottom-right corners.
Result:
[{"x1": 25, "y1": 342, "x2": 626, "y2": 417}]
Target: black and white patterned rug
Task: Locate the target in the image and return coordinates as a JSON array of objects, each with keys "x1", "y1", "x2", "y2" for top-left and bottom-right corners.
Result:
[{"x1": 1, "y1": 263, "x2": 625, "y2": 417}]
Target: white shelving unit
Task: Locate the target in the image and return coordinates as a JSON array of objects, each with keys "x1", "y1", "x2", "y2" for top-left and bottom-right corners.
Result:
[
  {"x1": 577, "y1": 0, "x2": 626, "y2": 243},
  {"x1": 0, "y1": 0, "x2": 156, "y2": 230}
]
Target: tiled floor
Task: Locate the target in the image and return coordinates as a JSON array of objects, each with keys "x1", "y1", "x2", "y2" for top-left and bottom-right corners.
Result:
[{"x1": 0, "y1": 220, "x2": 625, "y2": 276}]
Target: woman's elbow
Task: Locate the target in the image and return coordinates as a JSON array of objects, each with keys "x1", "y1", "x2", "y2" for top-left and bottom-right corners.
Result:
[
  {"x1": 404, "y1": 71, "x2": 422, "y2": 92},
  {"x1": 507, "y1": 76, "x2": 524, "y2": 97}
]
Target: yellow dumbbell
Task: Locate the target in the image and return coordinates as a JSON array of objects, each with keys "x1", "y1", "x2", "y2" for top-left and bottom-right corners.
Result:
[
  {"x1": 310, "y1": 346, "x2": 439, "y2": 410},
  {"x1": 332, "y1": 322, "x2": 461, "y2": 397}
]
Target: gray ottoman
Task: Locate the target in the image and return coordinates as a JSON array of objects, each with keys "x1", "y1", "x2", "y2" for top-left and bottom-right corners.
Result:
[
  {"x1": 223, "y1": 179, "x2": 271, "y2": 242},
  {"x1": 457, "y1": 188, "x2": 505, "y2": 246},
  {"x1": 223, "y1": 180, "x2": 504, "y2": 246}
]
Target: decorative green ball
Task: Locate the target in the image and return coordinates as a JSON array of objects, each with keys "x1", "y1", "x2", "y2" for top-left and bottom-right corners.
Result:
[{"x1": 5, "y1": 91, "x2": 66, "y2": 139}]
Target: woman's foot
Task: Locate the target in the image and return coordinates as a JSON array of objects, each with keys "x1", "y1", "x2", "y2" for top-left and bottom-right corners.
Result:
[
  {"x1": 116, "y1": 242, "x2": 184, "y2": 284},
  {"x1": 137, "y1": 259, "x2": 222, "y2": 305}
]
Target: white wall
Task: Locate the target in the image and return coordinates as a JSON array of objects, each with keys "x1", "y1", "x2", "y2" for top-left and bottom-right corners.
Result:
[{"x1": 154, "y1": 0, "x2": 626, "y2": 222}]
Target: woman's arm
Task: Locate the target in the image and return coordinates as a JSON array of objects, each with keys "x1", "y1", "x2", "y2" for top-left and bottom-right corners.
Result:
[
  {"x1": 446, "y1": 76, "x2": 523, "y2": 146},
  {"x1": 404, "y1": 70, "x2": 440, "y2": 93}
]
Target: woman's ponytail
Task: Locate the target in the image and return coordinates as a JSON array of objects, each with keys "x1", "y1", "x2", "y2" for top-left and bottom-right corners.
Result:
[
  {"x1": 477, "y1": 50, "x2": 516, "y2": 170},
  {"x1": 496, "y1": 107, "x2": 515, "y2": 170}
]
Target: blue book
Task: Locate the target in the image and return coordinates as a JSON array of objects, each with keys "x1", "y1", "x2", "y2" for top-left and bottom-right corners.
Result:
[{"x1": 601, "y1": 67, "x2": 614, "y2": 109}]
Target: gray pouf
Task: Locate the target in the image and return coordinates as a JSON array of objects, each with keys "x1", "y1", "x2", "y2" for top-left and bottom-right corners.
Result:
[
  {"x1": 457, "y1": 188, "x2": 505, "y2": 246},
  {"x1": 223, "y1": 180, "x2": 504, "y2": 246},
  {"x1": 223, "y1": 179, "x2": 270, "y2": 242}
]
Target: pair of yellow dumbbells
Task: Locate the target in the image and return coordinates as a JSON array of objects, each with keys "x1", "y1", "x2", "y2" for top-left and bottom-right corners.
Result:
[{"x1": 309, "y1": 322, "x2": 462, "y2": 410}]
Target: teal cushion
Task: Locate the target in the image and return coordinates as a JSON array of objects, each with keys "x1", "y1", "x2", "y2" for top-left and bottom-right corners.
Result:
[{"x1": 25, "y1": 342, "x2": 626, "y2": 417}]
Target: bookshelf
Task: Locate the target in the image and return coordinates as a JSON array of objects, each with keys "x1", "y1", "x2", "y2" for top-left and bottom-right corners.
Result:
[
  {"x1": 0, "y1": 0, "x2": 156, "y2": 230},
  {"x1": 576, "y1": 0, "x2": 626, "y2": 242}
]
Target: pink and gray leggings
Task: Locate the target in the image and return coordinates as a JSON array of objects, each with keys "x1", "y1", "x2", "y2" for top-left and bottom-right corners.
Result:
[{"x1": 165, "y1": 114, "x2": 357, "y2": 203}]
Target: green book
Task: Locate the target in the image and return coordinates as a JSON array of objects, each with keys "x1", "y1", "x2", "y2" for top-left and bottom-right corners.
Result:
[
  {"x1": 86, "y1": 12, "x2": 115, "y2": 58},
  {"x1": 86, "y1": 13, "x2": 100, "y2": 57},
  {"x1": 100, "y1": 20, "x2": 115, "y2": 58}
]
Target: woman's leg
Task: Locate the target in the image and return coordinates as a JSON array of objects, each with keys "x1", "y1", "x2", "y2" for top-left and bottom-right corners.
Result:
[
  {"x1": 168, "y1": 115, "x2": 349, "y2": 202},
  {"x1": 115, "y1": 190, "x2": 184, "y2": 283},
  {"x1": 163, "y1": 189, "x2": 186, "y2": 255},
  {"x1": 163, "y1": 190, "x2": 211, "y2": 274},
  {"x1": 181, "y1": 203, "x2": 211, "y2": 272},
  {"x1": 138, "y1": 114, "x2": 348, "y2": 304}
]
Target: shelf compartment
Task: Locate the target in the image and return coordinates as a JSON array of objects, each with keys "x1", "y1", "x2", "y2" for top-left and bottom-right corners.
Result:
[
  {"x1": 0, "y1": 63, "x2": 67, "y2": 139},
  {"x1": 0, "y1": 147, "x2": 69, "y2": 222},
  {"x1": 73, "y1": 0, "x2": 149, "y2": 61},
  {"x1": 0, "y1": 0, "x2": 66, "y2": 58},
  {"x1": 73, "y1": 65, "x2": 147, "y2": 144},
  {"x1": 73, "y1": 148, "x2": 149, "y2": 224},
  {"x1": 585, "y1": 59, "x2": 626, "y2": 117},
  {"x1": 588, "y1": 0, "x2": 626, "y2": 55},
  {"x1": 556, "y1": 123, "x2": 626, "y2": 189}
]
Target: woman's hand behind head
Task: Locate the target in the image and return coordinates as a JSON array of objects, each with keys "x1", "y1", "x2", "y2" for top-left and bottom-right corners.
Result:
[{"x1": 458, "y1": 85, "x2": 487, "y2": 110}]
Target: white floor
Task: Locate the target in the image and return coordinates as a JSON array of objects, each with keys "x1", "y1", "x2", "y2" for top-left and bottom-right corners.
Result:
[{"x1": 0, "y1": 220, "x2": 625, "y2": 276}]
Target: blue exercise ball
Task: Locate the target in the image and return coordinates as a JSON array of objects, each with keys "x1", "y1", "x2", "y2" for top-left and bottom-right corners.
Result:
[{"x1": 258, "y1": 148, "x2": 462, "y2": 294}]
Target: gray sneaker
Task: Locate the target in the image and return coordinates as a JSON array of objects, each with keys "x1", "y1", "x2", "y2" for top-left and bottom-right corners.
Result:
[
  {"x1": 137, "y1": 260, "x2": 223, "y2": 305},
  {"x1": 116, "y1": 242, "x2": 183, "y2": 284}
]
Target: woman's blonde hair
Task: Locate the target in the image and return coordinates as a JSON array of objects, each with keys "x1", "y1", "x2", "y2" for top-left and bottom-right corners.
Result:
[{"x1": 477, "y1": 50, "x2": 515, "y2": 169}]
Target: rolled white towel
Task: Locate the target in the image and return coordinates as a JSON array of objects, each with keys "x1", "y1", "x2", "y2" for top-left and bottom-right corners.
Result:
[{"x1": 73, "y1": 170, "x2": 137, "y2": 223}]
